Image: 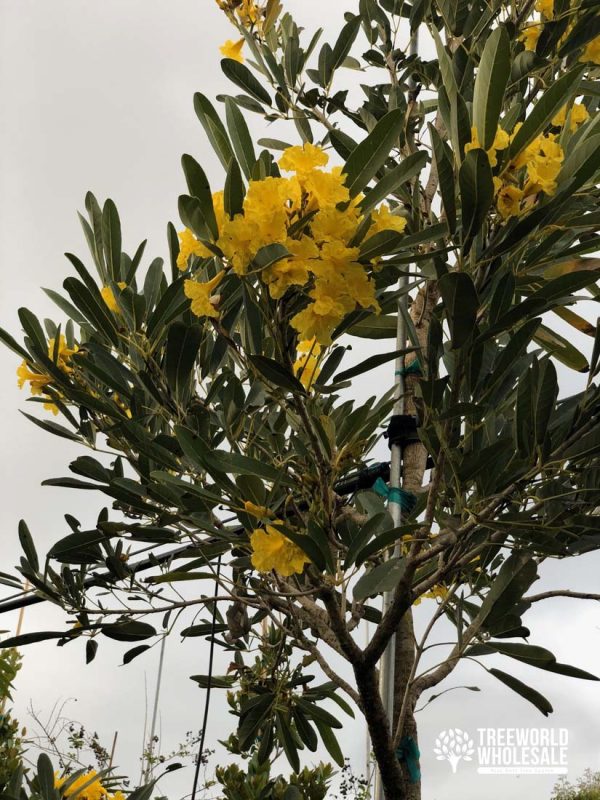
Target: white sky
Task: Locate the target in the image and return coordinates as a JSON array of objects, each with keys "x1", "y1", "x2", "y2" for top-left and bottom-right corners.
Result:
[{"x1": 1, "y1": 3, "x2": 600, "y2": 799}]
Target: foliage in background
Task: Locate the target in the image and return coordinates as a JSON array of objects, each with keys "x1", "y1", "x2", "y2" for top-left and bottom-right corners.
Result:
[{"x1": 2, "y1": 0, "x2": 600, "y2": 798}]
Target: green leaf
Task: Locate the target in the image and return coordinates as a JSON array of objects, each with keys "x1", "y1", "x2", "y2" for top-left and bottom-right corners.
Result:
[
  {"x1": 335, "y1": 348, "x2": 416, "y2": 383},
  {"x1": 165, "y1": 322, "x2": 202, "y2": 401},
  {"x1": 331, "y1": 15, "x2": 362, "y2": 69},
  {"x1": 181, "y1": 155, "x2": 218, "y2": 239},
  {"x1": 193, "y1": 92, "x2": 235, "y2": 171},
  {"x1": 221, "y1": 58, "x2": 271, "y2": 106},
  {"x1": 0, "y1": 631, "x2": 71, "y2": 648},
  {"x1": 21, "y1": 412, "x2": 81, "y2": 443},
  {"x1": 430, "y1": 124, "x2": 456, "y2": 233},
  {"x1": 0, "y1": 325, "x2": 31, "y2": 360},
  {"x1": 276, "y1": 710, "x2": 300, "y2": 772},
  {"x1": 508, "y1": 65, "x2": 586, "y2": 159},
  {"x1": 353, "y1": 557, "x2": 406, "y2": 601},
  {"x1": 343, "y1": 109, "x2": 404, "y2": 197},
  {"x1": 37, "y1": 754, "x2": 60, "y2": 800},
  {"x1": 347, "y1": 314, "x2": 399, "y2": 339},
  {"x1": 459, "y1": 148, "x2": 494, "y2": 252},
  {"x1": 253, "y1": 242, "x2": 289, "y2": 270},
  {"x1": 225, "y1": 97, "x2": 257, "y2": 180},
  {"x1": 248, "y1": 354, "x2": 306, "y2": 394},
  {"x1": 438, "y1": 272, "x2": 479, "y2": 348},
  {"x1": 358, "y1": 151, "x2": 428, "y2": 214},
  {"x1": 123, "y1": 644, "x2": 151, "y2": 664},
  {"x1": 18, "y1": 307, "x2": 48, "y2": 356},
  {"x1": 224, "y1": 157, "x2": 245, "y2": 218},
  {"x1": 488, "y1": 668, "x2": 553, "y2": 716},
  {"x1": 533, "y1": 325, "x2": 589, "y2": 372},
  {"x1": 18, "y1": 519, "x2": 39, "y2": 572},
  {"x1": 472, "y1": 27, "x2": 510, "y2": 149},
  {"x1": 190, "y1": 674, "x2": 235, "y2": 689},
  {"x1": 63, "y1": 278, "x2": 120, "y2": 347},
  {"x1": 314, "y1": 719, "x2": 344, "y2": 767},
  {"x1": 102, "y1": 199, "x2": 122, "y2": 282},
  {"x1": 102, "y1": 621, "x2": 156, "y2": 642}
]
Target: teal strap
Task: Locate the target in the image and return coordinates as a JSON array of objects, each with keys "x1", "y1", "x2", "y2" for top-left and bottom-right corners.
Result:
[
  {"x1": 395, "y1": 358, "x2": 422, "y2": 378},
  {"x1": 372, "y1": 477, "x2": 416, "y2": 513},
  {"x1": 396, "y1": 735, "x2": 421, "y2": 784}
]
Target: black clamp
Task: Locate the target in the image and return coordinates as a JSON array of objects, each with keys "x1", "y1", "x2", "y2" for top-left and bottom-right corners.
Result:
[{"x1": 385, "y1": 414, "x2": 420, "y2": 449}]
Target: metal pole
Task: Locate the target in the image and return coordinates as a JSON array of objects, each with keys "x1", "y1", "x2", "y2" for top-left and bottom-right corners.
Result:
[
  {"x1": 143, "y1": 634, "x2": 167, "y2": 783},
  {"x1": 373, "y1": 28, "x2": 419, "y2": 800}
]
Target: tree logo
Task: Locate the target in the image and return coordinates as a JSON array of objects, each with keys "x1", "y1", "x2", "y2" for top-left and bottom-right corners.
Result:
[{"x1": 433, "y1": 728, "x2": 475, "y2": 773}]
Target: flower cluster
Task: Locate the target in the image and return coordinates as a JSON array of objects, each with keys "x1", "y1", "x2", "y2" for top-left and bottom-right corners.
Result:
[
  {"x1": 250, "y1": 522, "x2": 310, "y2": 577},
  {"x1": 179, "y1": 143, "x2": 406, "y2": 345},
  {"x1": 520, "y1": 0, "x2": 600, "y2": 64},
  {"x1": 17, "y1": 335, "x2": 77, "y2": 415},
  {"x1": 465, "y1": 119, "x2": 569, "y2": 221},
  {"x1": 55, "y1": 770, "x2": 124, "y2": 800},
  {"x1": 216, "y1": 0, "x2": 265, "y2": 61}
]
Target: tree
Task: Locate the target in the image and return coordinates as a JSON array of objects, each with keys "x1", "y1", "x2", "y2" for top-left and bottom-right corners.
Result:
[{"x1": 2, "y1": 1, "x2": 600, "y2": 798}]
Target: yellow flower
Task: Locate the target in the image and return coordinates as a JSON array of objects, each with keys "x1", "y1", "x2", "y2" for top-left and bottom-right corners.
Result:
[
  {"x1": 303, "y1": 166, "x2": 350, "y2": 209},
  {"x1": 496, "y1": 184, "x2": 524, "y2": 220},
  {"x1": 311, "y1": 204, "x2": 362, "y2": 245},
  {"x1": 236, "y1": 0, "x2": 260, "y2": 26},
  {"x1": 413, "y1": 584, "x2": 448, "y2": 605},
  {"x1": 262, "y1": 236, "x2": 318, "y2": 298},
  {"x1": 100, "y1": 282, "x2": 127, "y2": 313},
  {"x1": 523, "y1": 134, "x2": 564, "y2": 196},
  {"x1": 184, "y1": 271, "x2": 225, "y2": 318},
  {"x1": 464, "y1": 125, "x2": 509, "y2": 167},
  {"x1": 55, "y1": 770, "x2": 108, "y2": 800},
  {"x1": 552, "y1": 102, "x2": 589, "y2": 132},
  {"x1": 250, "y1": 523, "x2": 310, "y2": 576},
  {"x1": 243, "y1": 500, "x2": 271, "y2": 519},
  {"x1": 368, "y1": 203, "x2": 407, "y2": 236},
  {"x1": 580, "y1": 35, "x2": 600, "y2": 65},
  {"x1": 535, "y1": 0, "x2": 553, "y2": 17},
  {"x1": 278, "y1": 144, "x2": 329, "y2": 175},
  {"x1": 520, "y1": 24, "x2": 541, "y2": 52},
  {"x1": 291, "y1": 291, "x2": 349, "y2": 345},
  {"x1": 293, "y1": 338, "x2": 322, "y2": 390},
  {"x1": 177, "y1": 228, "x2": 213, "y2": 271},
  {"x1": 219, "y1": 38, "x2": 245, "y2": 63},
  {"x1": 17, "y1": 361, "x2": 51, "y2": 394}
]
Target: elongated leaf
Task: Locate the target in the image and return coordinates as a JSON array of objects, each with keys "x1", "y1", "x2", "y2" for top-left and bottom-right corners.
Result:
[
  {"x1": 489, "y1": 668, "x2": 553, "y2": 716},
  {"x1": 534, "y1": 325, "x2": 589, "y2": 372},
  {"x1": 221, "y1": 58, "x2": 271, "y2": 105},
  {"x1": 181, "y1": 155, "x2": 218, "y2": 239},
  {"x1": 430, "y1": 124, "x2": 456, "y2": 233},
  {"x1": 359, "y1": 151, "x2": 428, "y2": 213},
  {"x1": 343, "y1": 109, "x2": 404, "y2": 197},
  {"x1": 473, "y1": 27, "x2": 510, "y2": 149},
  {"x1": 165, "y1": 322, "x2": 202, "y2": 401},
  {"x1": 193, "y1": 92, "x2": 235, "y2": 171},
  {"x1": 336, "y1": 348, "x2": 416, "y2": 383},
  {"x1": 353, "y1": 557, "x2": 406, "y2": 601},
  {"x1": 459, "y1": 148, "x2": 494, "y2": 251},
  {"x1": 439, "y1": 272, "x2": 479, "y2": 348},
  {"x1": 102, "y1": 199, "x2": 122, "y2": 282},
  {"x1": 102, "y1": 621, "x2": 156, "y2": 642},
  {"x1": 331, "y1": 15, "x2": 361, "y2": 69},
  {"x1": 249, "y1": 354, "x2": 306, "y2": 394},
  {"x1": 225, "y1": 97, "x2": 257, "y2": 180},
  {"x1": 509, "y1": 65, "x2": 586, "y2": 159}
]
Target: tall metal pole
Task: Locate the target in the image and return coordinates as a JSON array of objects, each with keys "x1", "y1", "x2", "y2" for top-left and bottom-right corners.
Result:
[{"x1": 373, "y1": 28, "x2": 419, "y2": 800}]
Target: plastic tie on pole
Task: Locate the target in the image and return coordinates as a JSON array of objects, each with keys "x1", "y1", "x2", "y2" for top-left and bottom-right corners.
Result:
[
  {"x1": 372, "y1": 477, "x2": 416, "y2": 513},
  {"x1": 396, "y1": 735, "x2": 421, "y2": 784},
  {"x1": 394, "y1": 358, "x2": 422, "y2": 378}
]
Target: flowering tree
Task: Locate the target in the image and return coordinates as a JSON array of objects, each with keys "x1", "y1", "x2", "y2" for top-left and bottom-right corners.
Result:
[{"x1": 2, "y1": 1, "x2": 600, "y2": 798}]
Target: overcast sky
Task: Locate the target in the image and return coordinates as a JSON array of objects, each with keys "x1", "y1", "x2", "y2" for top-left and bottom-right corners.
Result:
[{"x1": 1, "y1": 3, "x2": 599, "y2": 799}]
